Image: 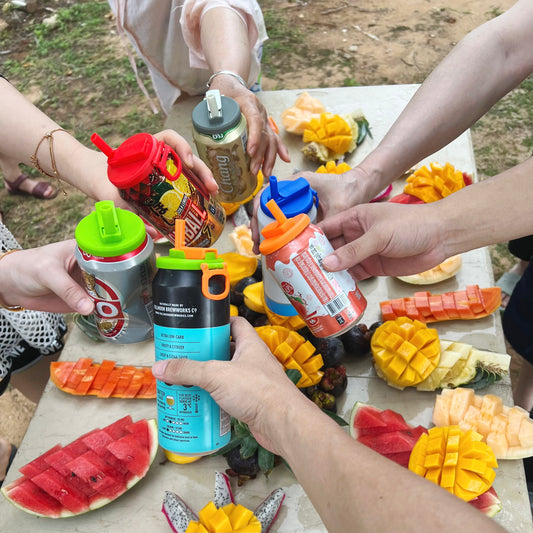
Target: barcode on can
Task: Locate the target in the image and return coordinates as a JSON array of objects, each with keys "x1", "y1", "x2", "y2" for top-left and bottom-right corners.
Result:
[{"x1": 325, "y1": 292, "x2": 349, "y2": 316}]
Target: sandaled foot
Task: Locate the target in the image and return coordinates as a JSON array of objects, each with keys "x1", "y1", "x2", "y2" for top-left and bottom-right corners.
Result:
[
  {"x1": 5, "y1": 173, "x2": 58, "y2": 200},
  {"x1": 0, "y1": 440, "x2": 17, "y2": 487}
]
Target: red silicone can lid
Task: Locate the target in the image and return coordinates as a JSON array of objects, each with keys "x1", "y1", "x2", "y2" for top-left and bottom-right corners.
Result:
[{"x1": 92, "y1": 132, "x2": 182, "y2": 189}]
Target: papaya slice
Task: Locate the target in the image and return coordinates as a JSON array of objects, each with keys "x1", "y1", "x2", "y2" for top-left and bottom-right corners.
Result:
[
  {"x1": 380, "y1": 285, "x2": 501, "y2": 323},
  {"x1": 50, "y1": 359, "x2": 156, "y2": 399}
]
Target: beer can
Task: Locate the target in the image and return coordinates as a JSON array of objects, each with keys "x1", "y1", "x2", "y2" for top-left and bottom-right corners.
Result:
[
  {"x1": 259, "y1": 199, "x2": 366, "y2": 338},
  {"x1": 153, "y1": 220, "x2": 231, "y2": 457},
  {"x1": 75, "y1": 201, "x2": 155, "y2": 343},
  {"x1": 91, "y1": 132, "x2": 226, "y2": 248},
  {"x1": 192, "y1": 90, "x2": 257, "y2": 203}
]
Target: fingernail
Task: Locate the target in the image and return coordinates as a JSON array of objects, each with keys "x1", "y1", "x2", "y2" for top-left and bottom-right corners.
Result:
[
  {"x1": 322, "y1": 254, "x2": 339, "y2": 271},
  {"x1": 152, "y1": 360, "x2": 169, "y2": 378},
  {"x1": 78, "y1": 298, "x2": 94, "y2": 315}
]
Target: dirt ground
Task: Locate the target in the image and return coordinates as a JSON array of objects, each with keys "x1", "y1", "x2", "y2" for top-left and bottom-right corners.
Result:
[{"x1": 0, "y1": 0, "x2": 523, "y2": 454}]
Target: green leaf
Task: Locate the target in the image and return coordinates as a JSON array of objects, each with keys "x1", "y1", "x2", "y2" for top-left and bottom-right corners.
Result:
[
  {"x1": 356, "y1": 119, "x2": 372, "y2": 144},
  {"x1": 240, "y1": 435, "x2": 259, "y2": 459},
  {"x1": 322, "y1": 409, "x2": 349, "y2": 426},
  {"x1": 285, "y1": 368, "x2": 302, "y2": 385},
  {"x1": 258, "y1": 445, "x2": 275, "y2": 475},
  {"x1": 211, "y1": 434, "x2": 242, "y2": 456},
  {"x1": 234, "y1": 419, "x2": 252, "y2": 438}
]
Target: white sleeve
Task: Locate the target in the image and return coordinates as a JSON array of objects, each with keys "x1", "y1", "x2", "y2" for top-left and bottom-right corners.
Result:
[{"x1": 180, "y1": 0, "x2": 268, "y2": 84}]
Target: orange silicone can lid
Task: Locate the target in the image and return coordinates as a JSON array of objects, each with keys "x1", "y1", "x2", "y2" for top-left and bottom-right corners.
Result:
[{"x1": 259, "y1": 198, "x2": 310, "y2": 255}]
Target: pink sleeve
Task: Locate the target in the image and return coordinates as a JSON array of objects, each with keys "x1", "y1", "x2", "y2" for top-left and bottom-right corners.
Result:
[{"x1": 180, "y1": 0, "x2": 267, "y2": 74}]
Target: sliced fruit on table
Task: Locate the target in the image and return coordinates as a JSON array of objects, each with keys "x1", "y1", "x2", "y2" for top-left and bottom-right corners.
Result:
[
  {"x1": 349, "y1": 402, "x2": 428, "y2": 468},
  {"x1": 50, "y1": 358, "x2": 156, "y2": 399},
  {"x1": 316, "y1": 160, "x2": 352, "y2": 174},
  {"x1": 404, "y1": 162, "x2": 467, "y2": 203},
  {"x1": 370, "y1": 317, "x2": 440, "y2": 389},
  {"x1": 432, "y1": 388, "x2": 533, "y2": 459},
  {"x1": 280, "y1": 91, "x2": 326, "y2": 134},
  {"x1": 380, "y1": 285, "x2": 501, "y2": 323},
  {"x1": 162, "y1": 471, "x2": 285, "y2": 533},
  {"x1": 255, "y1": 325, "x2": 324, "y2": 387},
  {"x1": 416, "y1": 340, "x2": 510, "y2": 391},
  {"x1": 243, "y1": 281, "x2": 266, "y2": 314},
  {"x1": 397, "y1": 255, "x2": 462, "y2": 285},
  {"x1": 1, "y1": 416, "x2": 158, "y2": 518},
  {"x1": 349, "y1": 402, "x2": 501, "y2": 516},
  {"x1": 220, "y1": 253, "x2": 259, "y2": 287},
  {"x1": 408, "y1": 425, "x2": 498, "y2": 502},
  {"x1": 228, "y1": 225, "x2": 259, "y2": 258}
]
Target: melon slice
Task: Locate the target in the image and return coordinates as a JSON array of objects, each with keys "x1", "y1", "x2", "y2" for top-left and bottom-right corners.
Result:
[
  {"x1": 1, "y1": 416, "x2": 158, "y2": 518},
  {"x1": 349, "y1": 402, "x2": 501, "y2": 515},
  {"x1": 432, "y1": 388, "x2": 533, "y2": 459},
  {"x1": 397, "y1": 255, "x2": 462, "y2": 285},
  {"x1": 350, "y1": 402, "x2": 428, "y2": 467}
]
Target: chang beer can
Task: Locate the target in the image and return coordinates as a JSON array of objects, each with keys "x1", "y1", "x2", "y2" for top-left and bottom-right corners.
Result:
[
  {"x1": 153, "y1": 220, "x2": 231, "y2": 458},
  {"x1": 75, "y1": 200, "x2": 155, "y2": 343},
  {"x1": 192, "y1": 90, "x2": 257, "y2": 203}
]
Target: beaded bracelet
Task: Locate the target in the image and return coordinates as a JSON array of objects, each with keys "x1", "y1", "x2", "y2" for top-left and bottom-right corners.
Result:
[
  {"x1": 206, "y1": 70, "x2": 248, "y2": 89},
  {"x1": 0, "y1": 249, "x2": 24, "y2": 312}
]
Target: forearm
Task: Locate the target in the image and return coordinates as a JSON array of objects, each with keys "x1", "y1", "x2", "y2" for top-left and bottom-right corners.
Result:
[
  {"x1": 200, "y1": 7, "x2": 251, "y2": 80},
  {"x1": 0, "y1": 78, "x2": 107, "y2": 199},
  {"x1": 437, "y1": 157, "x2": 533, "y2": 259},
  {"x1": 355, "y1": 0, "x2": 533, "y2": 198},
  {"x1": 276, "y1": 398, "x2": 504, "y2": 532}
]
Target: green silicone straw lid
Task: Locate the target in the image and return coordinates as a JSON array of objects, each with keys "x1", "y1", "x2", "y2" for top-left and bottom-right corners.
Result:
[
  {"x1": 75, "y1": 200, "x2": 146, "y2": 257},
  {"x1": 156, "y1": 220, "x2": 223, "y2": 270}
]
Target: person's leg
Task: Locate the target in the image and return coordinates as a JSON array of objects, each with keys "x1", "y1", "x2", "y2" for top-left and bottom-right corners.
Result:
[
  {"x1": 0, "y1": 154, "x2": 57, "y2": 199},
  {"x1": 0, "y1": 436, "x2": 16, "y2": 485}
]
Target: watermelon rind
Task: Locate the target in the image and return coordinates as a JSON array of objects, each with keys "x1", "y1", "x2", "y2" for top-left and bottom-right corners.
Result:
[{"x1": 1, "y1": 418, "x2": 158, "y2": 518}]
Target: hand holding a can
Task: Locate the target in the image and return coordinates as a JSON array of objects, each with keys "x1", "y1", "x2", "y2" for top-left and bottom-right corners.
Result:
[{"x1": 0, "y1": 239, "x2": 94, "y2": 315}]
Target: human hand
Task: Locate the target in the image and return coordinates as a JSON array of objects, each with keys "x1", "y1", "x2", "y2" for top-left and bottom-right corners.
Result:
[
  {"x1": 152, "y1": 316, "x2": 305, "y2": 456},
  {"x1": 0, "y1": 240, "x2": 94, "y2": 315},
  {"x1": 319, "y1": 201, "x2": 448, "y2": 280},
  {"x1": 209, "y1": 79, "x2": 290, "y2": 177}
]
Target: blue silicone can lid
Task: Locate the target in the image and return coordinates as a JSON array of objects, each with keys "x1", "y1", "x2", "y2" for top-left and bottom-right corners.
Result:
[{"x1": 259, "y1": 176, "x2": 318, "y2": 219}]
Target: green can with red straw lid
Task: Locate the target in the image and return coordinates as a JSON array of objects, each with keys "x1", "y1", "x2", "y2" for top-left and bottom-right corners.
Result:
[
  {"x1": 75, "y1": 200, "x2": 155, "y2": 343},
  {"x1": 259, "y1": 198, "x2": 366, "y2": 338},
  {"x1": 91, "y1": 132, "x2": 226, "y2": 248}
]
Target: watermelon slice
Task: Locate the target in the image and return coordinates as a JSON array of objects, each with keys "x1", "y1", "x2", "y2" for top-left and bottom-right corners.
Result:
[
  {"x1": 349, "y1": 402, "x2": 501, "y2": 516},
  {"x1": 1, "y1": 415, "x2": 158, "y2": 518}
]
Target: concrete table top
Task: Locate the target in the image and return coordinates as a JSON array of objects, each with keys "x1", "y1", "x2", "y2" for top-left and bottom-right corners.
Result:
[{"x1": 1, "y1": 85, "x2": 531, "y2": 533}]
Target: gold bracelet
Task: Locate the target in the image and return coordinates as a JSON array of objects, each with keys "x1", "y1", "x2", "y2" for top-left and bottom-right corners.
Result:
[
  {"x1": 0, "y1": 250, "x2": 25, "y2": 312},
  {"x1": 30, "y1": 128, "x2": 69, "y2": 196}
]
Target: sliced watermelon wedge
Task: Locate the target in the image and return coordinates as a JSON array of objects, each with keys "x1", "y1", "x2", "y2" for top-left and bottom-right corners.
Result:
[
  {"x1": 1, "y1": 415, "x2": 158, "y2": 518},
  {"x1": 349, "y1": 402, "x2": 501, "y2": 515}
]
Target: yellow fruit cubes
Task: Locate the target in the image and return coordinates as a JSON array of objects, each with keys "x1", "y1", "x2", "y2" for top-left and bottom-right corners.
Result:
[
  {"x1": 370, "y1": 317, "x2": 440, "y2": 388},
  {"x1": 303, "y1": 112, "x2": 354, "y2": 155},
  {"x1": 186, "y1": 501, "x2": 261, "y2": 533},
  {"x1": 408, "y1": 425, "x2": 497, "y2": 502},
  {"x1": 432, "y1": 388, "x2": 533, "y2": 459},
  {"x1": 255, "y1": 325, "x2": 324, "y2": 387},
  {"x1": 316, "y1": 160, "x2": 352, "y2": 174},
  {"x1": 404, "y1": 162, "x2": 465, "y2": 203}
]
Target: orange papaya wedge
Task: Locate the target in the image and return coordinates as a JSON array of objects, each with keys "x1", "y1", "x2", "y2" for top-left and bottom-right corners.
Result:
[
  {"x1": 50, "y1": 359, "x2": 156, "y2": 399},
  {"x1": 380, "y1": 285, "x2": 501, "y2": 323}
]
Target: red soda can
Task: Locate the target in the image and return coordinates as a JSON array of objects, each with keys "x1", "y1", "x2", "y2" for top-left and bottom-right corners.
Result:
[
  {"x1": 91, "y1": 132, "x2": 226, "y2": 248},
  {"x1": 259, "y1": 199, "x2": 366, "y2": 338}
]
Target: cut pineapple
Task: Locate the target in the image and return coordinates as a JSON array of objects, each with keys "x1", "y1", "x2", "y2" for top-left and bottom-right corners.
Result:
[{"x1": 415, "y1": 341, "x2": 510, "y2": 391}]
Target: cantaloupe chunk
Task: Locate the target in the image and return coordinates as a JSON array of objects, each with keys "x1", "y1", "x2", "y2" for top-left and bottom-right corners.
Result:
[{"x1": 433, "y1": 388, "x2": 533, "y2": 459}]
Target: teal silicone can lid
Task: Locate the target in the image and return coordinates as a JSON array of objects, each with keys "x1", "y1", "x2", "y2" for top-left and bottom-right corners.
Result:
[
  {"x1": 192, "y1": 91, "x2": 241, "y2": 135},
  {"x1": 75, "y1": 200, "x2": 147, "y2": 257},
  {"x1": 260, "y1": 176, "x2": 319, "y2": 219},
  {"x1": 91, "y1": 132, "x2": 182, "y2": 189}
]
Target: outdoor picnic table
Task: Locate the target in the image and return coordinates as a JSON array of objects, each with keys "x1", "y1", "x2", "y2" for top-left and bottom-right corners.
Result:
[{"x1": 1, "y1": 85, "x2": 532, "y2": 532}]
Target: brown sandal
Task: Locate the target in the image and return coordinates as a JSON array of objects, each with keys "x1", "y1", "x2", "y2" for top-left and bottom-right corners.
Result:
[{"x1": 5, "y1": 173, "x2": 58, "y2": 200}]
